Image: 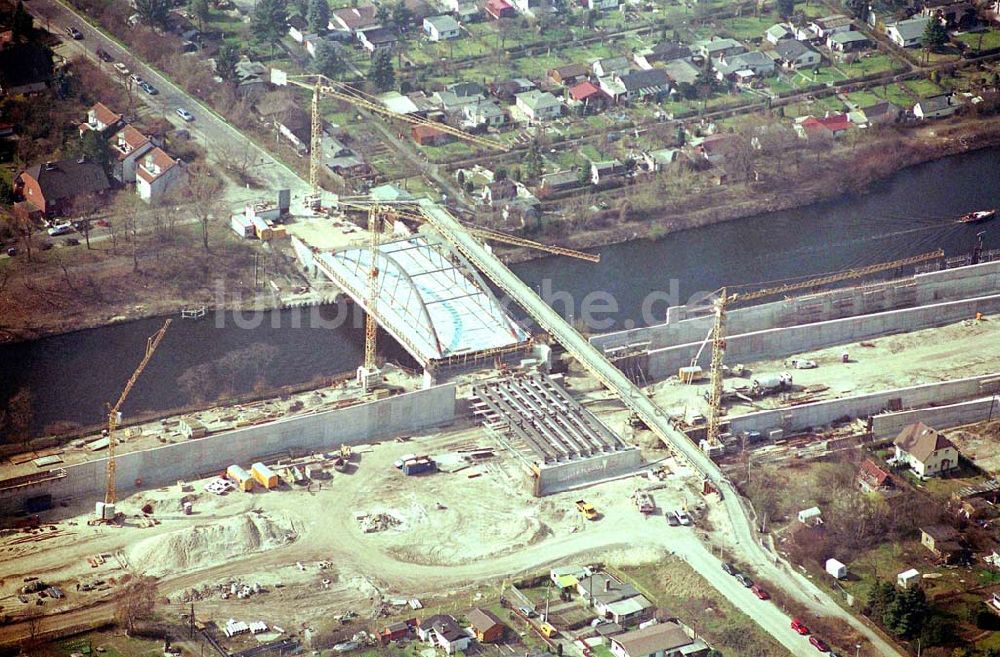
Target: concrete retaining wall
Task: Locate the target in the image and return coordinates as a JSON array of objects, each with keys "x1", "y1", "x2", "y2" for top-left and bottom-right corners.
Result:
[
  {"x1": 726, "y1": 373, "x2": 1000, "y2": 437},
  {"x1": 645, "y1": 294, "x2": 1000, "y2": 381},
  {"x1": 536, "y1": 448, "x2": 643, "y2": 496},
  {"x1": 592, "y1": 260, "x2": 1000, "y2": 353},
  {"x1": 871, "y1": 397, "x2": 998, "y2": 439},
  {"x1": 0, "y1": 384, "x2": 457, "y2": 514}
]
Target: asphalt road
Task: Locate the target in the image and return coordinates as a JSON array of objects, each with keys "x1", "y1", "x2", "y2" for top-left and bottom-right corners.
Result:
[{"x1": 25, "y1": 0, "x2": 313, "y2": 207}]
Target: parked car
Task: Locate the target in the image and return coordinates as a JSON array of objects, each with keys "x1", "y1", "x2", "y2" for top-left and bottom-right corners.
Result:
[
  {"x1": 673, "y1": 509, "x2": 691, "y2": 526},
  {"x1": 721, "y1": 562, "x2": 738, "y2": 576},
  {"x1": 65, "y1": 26, "x2": 83, "y2": 39},
  {"x1": 129, "y1": 73, "x2": 144, "y2": 86},
  {"x1": 96, "y1": 48, "x2": 114, "y2": 62},
  {"x1": 64, "y1": 238, "x2": 81, "y2": 246},
  {"x1": 666, "y1": 513, "x2": 679, "y2": 527},
  {"x1": 734, "y1": 573, "x2": 753, "y2": 588},
  {"x1": 750, "y1": 584, "x2": 769, "y2": 600},
  {"x1": 139, "y1": 81, "x2": 158, "y2": 95},
  {"x1": 808, "y1": 636, "x2": 829, "y2": 652},
  {"x1": 113, "y1": 62, "x2": 129, "y2": 76},
  {"x1": 791, "y1": 358, "x2": 817, "y2": 369},
  {"x1": 5, "y1": 247, "x2": 17, "y2": 257},
  {"x1": 518, "y1": 605, "x2": 537, "y2": 618},
  {"x1": 176, "y1": 108, "x2": 195, "y2": 122},
  {"x1": 39, "y1": 241, "x2": 53, "y2": 251},
  {"x1": 47, "y1": 222, "x2": 74, "y2": 236},
  {"x1": 790, "y1": 618, "x2": 810, "y2": 635}
]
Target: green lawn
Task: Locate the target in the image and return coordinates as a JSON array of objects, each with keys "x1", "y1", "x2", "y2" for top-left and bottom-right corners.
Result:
[
  {"x1": 844, "y1": 90, "x2": 882, "y2": 108},
  {"x1": 837, "y1": 53, "x2": 902, "y2": 78},
  {"x1": 956, "y1": 29, "x2": 1000, "y2": 52},
  {"x1": 871, "y1": 82, "x2": 916, "y2": 109},
  {"x1": 904, "y1": 78, "x2": 944, "y2": 98},
  {"x1": 720, "y1": 16, "x2": 774, "y2": 40}
]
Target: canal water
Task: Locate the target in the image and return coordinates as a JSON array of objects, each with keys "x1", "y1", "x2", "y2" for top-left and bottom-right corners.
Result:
[{"x1": 2, "y1": 147, "x2": 999, "y2": 434}]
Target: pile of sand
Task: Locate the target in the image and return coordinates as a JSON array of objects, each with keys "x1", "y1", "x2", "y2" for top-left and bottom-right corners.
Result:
[{"x1": 128, "y1": 512, "x2": 294, "y2": 576}]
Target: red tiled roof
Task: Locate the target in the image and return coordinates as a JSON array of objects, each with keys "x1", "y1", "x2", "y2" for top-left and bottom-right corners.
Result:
[
  {"x1": 858, "y1": 459, "x2": 891, "y2": 489},
  {"x1": 895, "y1": 422, "x2": 955, "y2": 462},
  {"x1": 569, "y1": 81, "x2": 601, "y2": 101},
  {"x1": 411, "y1": 124, "x2": 446, "y2": 139},
  {"x1": 112, "y1": 125, "x2": 151, "y2": 160},
  {"x1": 331, "y1": 5, "x2": 378, "y2": 30},
  {"x1": 815, "y1": 113, "x2": 851, "y2": 132},
  {"x1": 90, "y1": 102, "x2": 122, "y2": 127},
  {"x1": 486, "y1": 0, "x2": 513, "y2": 12},
  {"x1": 136, "y1": 147, "x2": 178, "y2": 183}
]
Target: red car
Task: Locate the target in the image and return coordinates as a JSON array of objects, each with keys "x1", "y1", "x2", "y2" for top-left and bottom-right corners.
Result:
[
  {"x1": 809, "y1": 636, "x2": 830, "y2": 652},
  {"x1": 751, "y1": 585, "x2": 770, "y2": 600},
  {"x1": 790, "y1": 618, "x2": 810, "y2": 635}
]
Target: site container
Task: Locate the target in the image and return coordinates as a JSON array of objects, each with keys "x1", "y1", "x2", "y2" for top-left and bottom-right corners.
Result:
[
  {"x1": 226, "y1": 465, "x2": 254, "y2": 492},
  {"x1": 251, "y1": 462, "x2": 279, "y2": 489},
  {"x1": 402, "y1": 458, "x2": 437, "y2": 476},
  {"x1": 678, "y1": 366, "x2": 704, "y2": 383}
]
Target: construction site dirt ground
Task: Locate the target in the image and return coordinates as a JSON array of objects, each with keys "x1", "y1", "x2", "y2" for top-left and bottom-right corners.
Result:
[
  {"x1": 640, "y1": 313, "x2": 1000, "y2": 423},
  {"x1": 0, "y1": 422, "x2": 703, "y2": 639}
]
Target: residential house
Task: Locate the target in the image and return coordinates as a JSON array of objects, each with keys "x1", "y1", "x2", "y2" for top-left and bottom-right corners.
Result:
[
  {"x1": 636, "y1": 40, "x2": 691, "y2": 66},
  {"x1": 303, "y1": 33, "x2": 321, "y2": 57},
  {"x1": 956, "y1": 496, "x2": 997, "y2": 522},
  {"x1": 920, "y1": 0, "x2": 978, "y2": 29},
  {"x1": 515, "y1": 90, "x2": 562, "y2": 122},
  {"x1": 416, "y1": 615, "x2": 471, "y2": 655},
  {"x1": 411, "y1": 124, "x2": 454, "y2": 145},
  {"x1": 80, "y1": 103, "x2": 123, "y2": 137},
  {"x1": 796, "y1": 113, "x2": 853, "y2": 139},
  {"x1": 662, "y1": 59, "x2": 700, "y2": 85},
  {"x1": 380, "y1": 620, "x2": 416, "y2": 644},
  {"x1": 434, "y1": 90, "x2": 486, "y2": 114},
  {"x1": 591, "y1": 56, "x2": 631, "y2": 78},
  {"x1": 586, "y1": 0, "x2": 620, "y2": 9},
  {"x1": 603, "y1": 595, "x2": 654, "y2": 628},
  {"x1": 550, "y1": 566, "x2": 589, "y2": 589},
  {"x1": 329, "y1": 5, "x2": 380, "y2": 33},
  {"x1": 510, "y1": 0, "x2": 543, "y2": 17},
  {"x1": 773, "y1": 39, "x2": 821, "y2": 69},
  {"x1": 424, "y1": 15, "x2": 460, "y2": 40},
  {"x1": 576, "y1": 573, "x2": 638, "y2": 611},
  {"x1": 893, "y1": 422, "x2": 960, "y2": 476},
  {"x1": 859, "y1": 100, "x2": 902, "y2": 125},
  {"x1": 485, "y1": 0, "x2": 516, "y2": 19},
  {"x1": 0, "y1": 42, "x2": 53, "y2": 96},
  {"x1": 490, "y1": 78, "x2": 535, "y2": 101},
  {"x1": 598, "y1": 75, "x2": 628, "y2": 103},
  {"x1": 454, "y1": 2, "x2": 481, "y2": 21},
  {"x1": 16, "y1": 158, "x2": 111, "y2": 216},
  {"x1": 765, "y1": 23, "x2": 793, "y2": 44},
  {"x1": 403, "y1": 0, "x2": 435, "y2": 24},
  {"x1": 233, "y1": 58, "x2": 269, "y2": 96},
  {"x1": 548, "y1": 63, "x2": 589, "y2": 86},
  {"x1": 467, "y1": 608, "x2": 505, "y2": 643},
  {"x1": 693, "y1": 37, "x2": 746, "y2": 60},
  {"x1": 608, "y1": 621, "x2": 709, "y2": 657},
  {"x1": 713, "y1": 50, "x2": 775, "y2": 80},
  {"x1": 694, "y1": 132, "x2": 741, "y2": 163},
  {"x1": 590, "y1": 159, "x2": 626, "y2": 184},
  {"x1": 109, "y1": 124, "x2": 154, "y2": 183},
  {"x1": 447, "y1": 81, "x2": 485, "y2": 97},
  {"x1": 920, "y1": 524, "x2": 965, "y2": 562},
  {"x1": 886, "y1": 16, "x2": 932, "y2": 47},
  {"x1": 323, "y1": 132, "x2": 367, "y2": 176},
  {"x1": 136, "y1": 147, "x2": 186, "y2": 203},
  {"x1": 275, "y1": 107, "x2": 312, "y2": 153},
  {"x1": 640, "y1": 148, "x2": 681, "y2": 172},
  {"x1": 288, "y1": 14, "x2": 308, "y2": 42},
  {"x1": 914, "y1": 93, "x2": 958, "y2": 119},
  {"x1": 568, "y1": 80, "x2": 606, "y2": 110},
  {"x1": 618, "y1": 68, "x2": 670, "y2": 101},
  {"x1": 483, "y1": 179, "x2": 517, "y2": 206},
  {"x1": 540, "y1": 170, "x2": 579, "y2": 191},
  {"x1": 358, "y1": 27, "x2": 398, "y2": 53},
  {"x1": 857, "y1": 458, "x2": 895, "y2": 493},
  {"x1": 828, "y1": 30, "x2": 872, "y2": 53},
  {"x1": 809, "y1": 14, "x2": 853, "y2": 38},
  {"x1": 463, "y1": 99, "x2": 505, "y2": 127}
]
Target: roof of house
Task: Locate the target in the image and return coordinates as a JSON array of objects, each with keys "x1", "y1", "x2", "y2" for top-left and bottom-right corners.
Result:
[
  {"x1": 695, "y1": 37, "x2": 744, "y2": 54},
  {"x1": 697, "y1": 132, "x2": 740, "y2": 153},
  {"x1": 288, "y1": 14, "x2": 307, "y2": 30},
  {"x1": 331, "y1": 5, "x2": 379, "y2": 30},
  {"x1": 516, "y1": 89, "x2": 561, "y2": 110},
  {"x1": 359, "y1": 27, "x2": 398, "y2": 44},
  {"x1": 604, "y1": 595, "x2": 652, "y2": 616},
  {"x1": 662, "y1": 58, "x2": 700, "y2": 84},
  {"x1": 830, "y1": 30, "x2": 870, "y2": 44},
  {"x1": 922, "y1": 523, "x2": 960, "y2": 542},
  {"x1": 766, "y1": 23, "x2": 792, "y2": 39},
  {"x1": 775, "y1": 39, "x2": 814, "y2": 60},
  {"x1": 425, "y1": 14, "x2": 460, "y2": 31},
  {"x1": 447, "y1": 81, "x2": 484, "y2": 97},
  {"x1": 916, "y1": 93, "x2": 954, "y2": 113},
  {"x1": 550, "y1": 63, "x2": 589, "y2": 80},
  {"x1": 421, "y1": 614, "x2": 465, "y2": 642},
  {"x1": 0, "y1": 42, "x2": 54, "y2": 91},
  {"x1": 370, "y1": 183, "x2": 413, "y2": 201},
  {"x1": 645, "y1": 40, "x2": 691, "y2": 62},
  {"x1": 541, "y1": 170, "x2": 578, "y2": 186},
  {"x1": 812, "y1": 14, "x2": 852, "y2": 29},
  {"x1": 894, "y1": 422, "x2": 956, "y2": 462},
  {"x1": 802, "y1": 113, "x2": 852, "y2": 133},
  {"x1": 578, "y1": 573, "x2": 638, "y2": 605},
  {"x1": 485, "y1": 0, "x2": 513, "y2": 13},
  {"x1": 467, "y1": 608, "x2": 503, "y2": 633},
  {"x1": 465, "y1": 99, "x2": 504, "y2": 117},
  {"x1": 111, "y1": 125, "x2": 151, "y2": 160},
  {"x1": 862, "y1": 101, "x2": 899, "y2": 119},
  {"x1": 412, "y1": 124, "x2": 448, "y2": 139},
  {"x1": 593, "y1": 56, "x2": 630, "y2": 72},
  {"x1": 569, "y1": 80, "x2": 602, "y2": 101},
  {"x1": 859, "y1": 459, "x2": 892, "y2": 488},
  {"x1": 22, "y1": 158, "x2": 110, "y2": 202},
  {"x1": 89, "y1": 103, "x2": 123, "y2": 127},
  {"x1": 888, "y1": 15, "x2": 931, "y2": 40},
  {"x1": 619, "y1": 68, "x2": 669, "y2": 92},
  {"x1": 611, "y1": 622, "x2": 694, "y2": 657},
  {"x1": 486, "y1": 179, "x2": 518, "y2": 199},
  {"x1": 136, "y1": 147, "x2": 180, "y2": 183}
]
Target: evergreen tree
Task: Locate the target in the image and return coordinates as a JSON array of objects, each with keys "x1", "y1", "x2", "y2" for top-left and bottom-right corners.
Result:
[
  {"x1": 524, "y1": 140, "x2": 543, "y2": 182},
  {"x1": 367, "y1": 48, "x2": 395, "y2": 91},
  {"x1": 216, "y1": 43, "x2": 241, "y2": 83},
  {"x1": 884, "y1": 586, "x2": 928, "y2": 638},
  {"x1": 922, "y1": 19, "x2": 949, "y2": 52},
  {"x1": 307, "y1": 0, "x2": 330, "y2": 33},
  {"x1": 12, "y1": 0, "x2": 33, "y2": 41},
  {"x1": 312, "y1": 40, "x2": 345, "y2": 79},
  {"x1": 189, "y1": 0, "x2": 211, "y2": 30},
  {"x1": 135, "y1": 0, "x2": 171, "y2": 28},
  {"x1": 376, "y1": 3, "x2": 391, "y2": 25},
  {"x1": 75, "y1": 130, "x2": 113, "y2": 177},
  {"x1": 776, "y1": 0, "x2": 794, "y2": 18},
  {"x1": 251, "y1": 0, "x2": 288, "y2": 50},
  {"x1": 391, "y1": 1, "x2": 412, "y2": 29},
  {"x1": 864, "y1": 580, "x2": 896, "y2": 622},
  {"x1": 846, "y1": 0, "x2": 868, "y2": 20}
]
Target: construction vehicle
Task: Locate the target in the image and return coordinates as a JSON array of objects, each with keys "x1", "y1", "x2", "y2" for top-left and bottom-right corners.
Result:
[
  {"x1": 539, "y1": 622, "x2": 558, "y2": 638},
  {"x1": 703, "y1": 250, "x2": 944, "y2": 452},
  {"x1": 633, "y1": 490, "x2": 655, "y2": 515},
  {"x1": 94, "y1": 319, "x2": 171, "y2": 523},
  {"x1": 575, "y1": 499, "x2": 598, "y2": 520}
]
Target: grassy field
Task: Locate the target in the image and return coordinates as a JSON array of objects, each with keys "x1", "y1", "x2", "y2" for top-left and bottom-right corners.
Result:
[
  {"x1": 956, "y1": 29, "x2": 1000, "y2": 52},
  {"x1": 620, "y1": 559, "x2": 794, "y2": 657},
  {"x1": 720, "y1": 16, "x2": 775, "y2": 41},
  {"x1": 844, "y1": 90, "x2": 883, "y2": 108},
  {"x1": 57, "y1": 633, "x2": 164, "y2": 657},
  {"x1": 871, "y1": 82, "x2": 916, "y2": 109},
  {"x1": 903, "y1": 78, "x2": 944, "y2": 98},
  {"x1": 837, "y1": 53, "x2": 902, "y2": 78}
]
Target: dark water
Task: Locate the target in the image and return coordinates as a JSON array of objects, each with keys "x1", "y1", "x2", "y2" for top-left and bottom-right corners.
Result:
[{"x1": 2, "y1": 147, "x2": 999, "y2": 432}]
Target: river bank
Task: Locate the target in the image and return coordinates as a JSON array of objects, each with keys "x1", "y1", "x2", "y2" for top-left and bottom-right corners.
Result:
[{"x1": 3, "y1": 115, "x2": 999, "y2": 344}]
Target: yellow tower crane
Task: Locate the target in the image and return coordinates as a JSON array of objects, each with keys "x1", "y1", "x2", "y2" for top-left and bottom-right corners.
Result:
[
  {"x1": 96, "y1": 319, "x2": 171, "y2": 521},
  {"x1": 270, "y1": 71, "x2": 509, "y2": 208},
  {"x1": 704, "y1": 249, "x2": 944, "y2": 451}
]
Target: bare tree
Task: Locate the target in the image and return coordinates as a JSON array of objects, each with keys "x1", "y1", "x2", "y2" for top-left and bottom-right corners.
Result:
[
  {"x1": 11, "y1": 203, "x2": 35, "y2": 261},
  {"x1": 1, "y1": 386, "x2": 34, "y2": 443},
  {"x1": 114, "y1": 574, "x2": 158, "y2": 635},
  {"x1": 185, "y1": 163, "x2": 225, "y2": 251},
  {"x1": 69, "y1": 193, "x2": 104, "y2": 249}
]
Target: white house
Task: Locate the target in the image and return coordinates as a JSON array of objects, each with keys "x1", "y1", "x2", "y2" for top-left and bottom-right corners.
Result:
[
  {"x1": 913, "y1": 93, "x2": 958, "y2": 119},
  {"x1": 893, "y1": 422, "x2": 959, "y2": 476},
  {"x1": 886, "y1": 16, "x2": 932, "y2": 47},
  {"x1": 773, "y1": 39, "x2": 821, "y2": 69},
  {"x1": 423, "y1": 15, "x2": 460, "y2": 41},
  {"x1": 288, "y1": 14, "x2": 308, "y2": 42},
  {"x1": 586, "y1": 0, "x2": 620, "y2": 10},
  {"x1": 136, "y1": 147, "x2": 186, "y2": 203},
  {"x1": 417, "y1": 615, "x2": 471, "y2": 655},
  {"x1": 765, "y1": 23, "x2": 792, "y2": 44},
  {"x1": 609, "y1": 621, "x2": 708, "y2": 657},
  {"x1": 515, "y1": 90, "x2": 562, "y2": 122},
  {"x1": 109, "y1": 124, "x2": 154, "y2": 184},
  {"x1": 897, "y1": 568, "x2": 921, "y2": 589},
  {"x1": 462, "y1": 100, "x2": 505, "y2": 127},
  {"x1": 808, "y1": 14, "x2": 853, "y2": 39}
]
